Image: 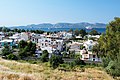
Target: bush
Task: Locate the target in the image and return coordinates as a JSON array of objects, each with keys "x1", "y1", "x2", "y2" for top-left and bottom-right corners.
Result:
[
  {"x1": 1, "y1": 45, "x2": 12, "y2": 56},
  {"x1": 102, "y1": 57, "x2": 110, "y2": 68},
  {"x1": 18, "y1": 40, "x2": 36, "y2": 58},
  {"x1": 69, "y1": 62, "x2": 76, "y2": 69},
  {"x1": 74, "y1": 58, "x2": 86, "y2": 65},
  {"x1": 89, "y1": 30, "x2": 99, "y2": 35},
  {"x1": 80, "y1": 45, "x2": 85, "y2": 50},
  {"x1": 74, "y1": 54, "x2": 81, "y2": 59},
  {"x1": 18, "y1": 49, "x2": 27, "y2": 59},
  {"x1": 62, "y1": 52, "x2": 67, "y2": 58},
  {"x1": 40, "y1": 50, "x2": 49, "y2": 62},
  {"x1": 7, "y1": 54, "x2": 18, "y2": 60},
  {"x1": 59, "y1": 63, "x2": 70, "y2": 69},
  {"x1": 94, "y1": 17, "x2": 120, "y2": 77},
  {"x1": 50, "y1": 54, "x2": 63, "y2": 69},
  {"x1": 106, "y1": 60, "x2": 120, "y2": 77}
]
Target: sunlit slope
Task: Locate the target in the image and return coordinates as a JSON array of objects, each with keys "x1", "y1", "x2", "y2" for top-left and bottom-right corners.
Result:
[{"x1": 0, "y1": 58, "x2": 114, "y2": 80}]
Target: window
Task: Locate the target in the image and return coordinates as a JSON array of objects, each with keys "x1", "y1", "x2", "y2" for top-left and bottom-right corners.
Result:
[
  {"x1": 93, "y1": 55, "x2": 96, "y2": 58},
  {"x1": 45, "y1": 43, "x2": 47, "y2": 47},
  {"x1": 8, "y1": 42, "x2": 10, "y2": 44},
  {"x1": 37, "y1": 39, "x2": 38, "y2": 43},
  {"x1": 93, "y1": 59, "x2": 95, "y2": 61},
  {"x1": 45, "y1": 40, "x2": 48, "y2": 42}
]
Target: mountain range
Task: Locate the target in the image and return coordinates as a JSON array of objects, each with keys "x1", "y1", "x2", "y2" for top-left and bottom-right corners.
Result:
[{"x1": 10, "y1": 22, "x2": 106, "y2": 30}]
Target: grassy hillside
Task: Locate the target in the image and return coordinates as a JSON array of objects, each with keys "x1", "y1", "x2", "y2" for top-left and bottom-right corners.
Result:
[{"x1": 0, "y1": 58, "x2": 114, "y2": 80}]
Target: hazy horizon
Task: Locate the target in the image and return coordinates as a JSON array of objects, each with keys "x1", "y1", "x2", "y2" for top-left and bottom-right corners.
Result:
[{"x1": 0, "y1": 0, "x2": 120, "y2": 26}]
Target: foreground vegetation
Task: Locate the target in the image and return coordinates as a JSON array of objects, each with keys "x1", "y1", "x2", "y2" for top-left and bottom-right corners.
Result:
[
  {"x1": 0, "y1": 58, "x2": 114, "y2": 80},
  {"x1": 0, "y1": 17, "x2": 120, "y2": 80},
  {"x1": 93, "y1": 17, "x2": 120, "y2": 78}
]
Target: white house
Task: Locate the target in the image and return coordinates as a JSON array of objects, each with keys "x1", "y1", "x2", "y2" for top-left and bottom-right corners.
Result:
[
  {"x1": 0, "y1": 39, "x2": 15, "y2": 48},
  {"x1": 20, "y1": 32, "x2": 29, "y2": 41},
  {"x1": 9, "y1": 32, "x2": 30, "y2": 42},
  {"x1": 83, "y1": 40, "x2": 97, "y2": 51},
  {"x1": 81, "y1": 40, "x2": 101, "y2": 62},
  {"x1": 59, "y1": 31, "x2": 73, "y2": 39},
  {"x1": 30, "y1": 34, "x2": 45, "y2": 43},
  {"x1": 80, "y1": 49, "x2": 101, "y2": 62},
  {"x1": 0, "y1": 32, "x2": 5, "y2": 41},
  {"x1": 67, "y1": 42, "x2": 83, "y2": 54},
  {"x1": 37, "y1": 37, "x2": 63, "y2": 54},
  {"x1": 9, "y1": 33, "x2": 20, "y2": 43},
  {"x1": 86, "y1": 34, "x2": 100, "y2": 39}
]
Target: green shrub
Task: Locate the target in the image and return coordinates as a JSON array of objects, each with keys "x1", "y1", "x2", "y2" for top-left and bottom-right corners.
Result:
[
  {"x1": 18, "y1": 50, "x2": 27, "y2": 59},
  {"x1": 50, "y1": 54, "x2": 63, "y2": 69},
  {"x1": 59, "y1": 63, "x2": 70, "y2": 69},
  {"x1": 1, "y1": 45, "x2": 12, "y2": 56},
  {"x1": 74, "y1": 58, "x2": 86, "y2": 65},
  {"x1": 80, "y1": 45, "x2": 85, "y2": 50},
  {"x1": 74, "y1": 54, "x2": 81, "y2": 59},
  {"x1": 102, "y1": 57, "x2": 110, "y2": 68},
  {"x1": 7, "y1": 54, "x2": 18, "y2": 60},
  {"x1": 69, "y1": 61, "x2": 76, "y2": 69},
  {"x1": 40, "y1": 50, "x2": 49, "y2": 62},
  {"x1": 106, "y1": 60, "x2": 120, "y2": 77},
  {"x1": 62, "y1": 52, "x2": 67, "y2": 58},
  {"x1": 93, "y1": 17, "x2": 120, "y2": 77}
]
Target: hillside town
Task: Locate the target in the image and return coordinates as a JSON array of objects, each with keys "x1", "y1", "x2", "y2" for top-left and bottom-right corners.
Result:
[
  {"x1": 0, "y1": 28, "x2": 101, "y2": 63},
  {"x1": 0, "y1": 0, "x2": 120, "y2": 79}
]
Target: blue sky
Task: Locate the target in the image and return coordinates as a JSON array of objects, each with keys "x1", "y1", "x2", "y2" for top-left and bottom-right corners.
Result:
[{"x1": 0, "y1": 0, "x2": 120, "y2": 26}]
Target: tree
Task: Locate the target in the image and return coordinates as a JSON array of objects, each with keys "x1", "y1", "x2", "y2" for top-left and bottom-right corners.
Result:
[
  {"x1": 17, "y1": 29, "x2": 22, "y2": 33},
  {"x1": 89, "y1": 30, "x2": 99, "y2": 35},
  {"x1": 80, "y1": 45, "x2": 85, "y2": 50},
  {"x1": 30, "y1": 43, "x2": 36, "y2": 54},
  {"x1": 68, "y1": 28, "x2": 73, "y2": 32},
  {"x1": 1, "y1": 45, "x2": 12, "y2": 56},
  {"x1": 93, "y1": 17, "x2": 120, "y2": 77},
  {"x1": 26, "y1": 29, "x2": 29, "y2": 32},
  {"x1": 18, "y1": 40, "x2": 27, "y2": 49},
  {"x1": 62, "y1": 52, "x2": 67, "y2": 58},
  {"x1": 79, "y1": 29, "x2": 87, "y2": 38},
  {"x1": 41, "y1": 50, "x2": 49, "y2": 62},
  {"x1": 92, "y1": 45, "x2": 100, "y2": 57},
  {"x1": 50, "y1": 54, "x2": 63, "y2": 69},
  {"x1": 18, "y1": 49, "x2": 27, "y2": 59},
  {"x1": 27, "y1": 41, "x2": 36, "y2": 54},
  {"x1": 2, "y1": 27, "x2": 10, "y2": 32},
  {"x1": 74, "y1": 58, "x2": 86, "y2": 65},
  {"x1": 18, "y1": 41, "x2": 36, "y2": 58},
  {"x1": 13, "y1": 28, "x2": 18, "y2": 32},
  {"x1": 7, "y1": 54, "x2": 18, "y2": 60},
  {"x1": 21, "y1": 29, "x2": 26, "y2": 32},
  {"x1": 69, "y1": 51, "x2": 75, "y2": 58},
  {"x1": 74, "y1": 29, "x2": 79, "y2": 36}
]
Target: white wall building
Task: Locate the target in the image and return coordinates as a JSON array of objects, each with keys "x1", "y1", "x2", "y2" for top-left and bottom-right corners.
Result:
[
  {"x1": 20, "y1": 32, "x2": 29, "y2": 41},
  {"x1": 67, "y1": 42, "x2": 83, "y2": 54},
  {"x1": 38, "y1": 37, "x2": 63, "y2": 54},
  {"x1": 86, "y1": 34, "x2": 100, "y2": 39},
  {"x1": 0, "y1": 32, "x2": 5, "y2": 41},
  {"x1": 80, "y1": 49, "x2": 101, "y2": 62},
  {"x1": 9, "y1": 32, "x2": 30, "y2": 43},
  {"x1": 83, "y1": 40, "x2": 97, "y2": 51},
  {"x1": 81, "y1": 40, "x2": 101, "y2": 62}
]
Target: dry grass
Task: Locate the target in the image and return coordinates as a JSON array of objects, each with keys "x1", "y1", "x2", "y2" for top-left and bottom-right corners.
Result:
[{"x1": 0, "y1": 58, "x2": 114, "y2": 80}]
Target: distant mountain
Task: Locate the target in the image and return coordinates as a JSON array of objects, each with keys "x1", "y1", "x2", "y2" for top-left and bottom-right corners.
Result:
[{"x1": 10, "y1": 22, "x2": 106, "y2": 30}]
